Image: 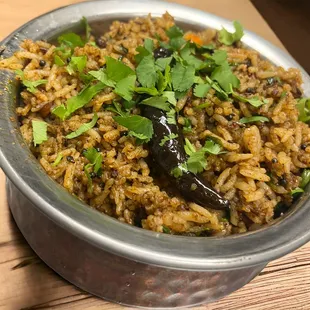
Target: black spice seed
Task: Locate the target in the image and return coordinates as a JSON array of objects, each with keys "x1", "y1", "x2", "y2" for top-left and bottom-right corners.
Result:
[
  {"x1": 96, "y1": 37, "x2": 107, "y2": 48},
  {"x1": 279, "y1": 177, "x2": 287, "y2": 187},
  {"x1": 66, "y1": 155, "x2": 75, "y2": 163},
  {"x1": 271, "y1": 158, "x2": 278, "y2": 164},
  {"x1": 39, "y1": 60, "x2": 46, "y2": 67},
  {"x1": 90, "y1": 172, "x2": 97, "y2": 178},
  {"x1": 153, "y1": 47, "x2": 172, "y2": 60},
  {"x1": 226, "y1": 113, "x2": 235, "y2": 121},
  {"x1": 111, "y1": 169, "x2": 118, "y2": 178},
  {"x1": 96, "y1": 147, "x2": 101, "y2": 152},
  {"x1": 67, "y1": 57, "x2": 71, "y2": 64},
  {"x1": 245, "y1": 59, "x2": 252, "y2": 67},
  {"x1": 120, "y1": 131, "x2": 128, "y2": 137},
  {"x1": 301, "y1": 143, "x2": 307, "y2": 150},
  {"x1": 245, "y1": 87, "x2": 256, "y2": 94}
]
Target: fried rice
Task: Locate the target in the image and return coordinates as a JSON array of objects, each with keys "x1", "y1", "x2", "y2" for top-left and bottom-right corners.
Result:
[{"x1": 1, "y1": 13, "x2": 310, "y2": 236}]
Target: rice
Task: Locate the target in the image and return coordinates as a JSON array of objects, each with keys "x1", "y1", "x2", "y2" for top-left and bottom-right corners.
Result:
[{"x1": 1, "y1": 13, "x2": 309, "y2": 237}]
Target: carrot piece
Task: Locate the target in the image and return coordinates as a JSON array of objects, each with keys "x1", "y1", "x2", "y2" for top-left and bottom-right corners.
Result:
[{"x1": 184, "y1": 33, "x2": 203, "y2": 46}]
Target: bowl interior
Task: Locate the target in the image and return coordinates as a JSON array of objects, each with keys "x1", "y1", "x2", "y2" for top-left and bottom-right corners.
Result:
[{"x1": 1, "y1": 0, "x2": 310, "y2": 271}]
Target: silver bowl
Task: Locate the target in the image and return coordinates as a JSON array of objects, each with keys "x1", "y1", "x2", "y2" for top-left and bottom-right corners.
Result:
[{"x1": 1, "y1": 1, "x2": 310, "y2": 308}]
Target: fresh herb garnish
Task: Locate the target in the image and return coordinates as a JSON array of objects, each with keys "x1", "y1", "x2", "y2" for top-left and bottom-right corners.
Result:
[
  {"x1": 140, "y1": 96, "x2": 170, "y2": 111},
  {"x1": 300, "y1": 169, "x2": 310, "y2": 189},
  {"x1": 194, "y1": 83, "x2": 211, "y2": 98},
  {"x1": 211, "y1": 62, "x2": 240, "y2": 92},
  {"x1": 166, "y1": 108, "x2": 177, "y2": 125},
  {"x1": 65, "y1": 113, "x2": 98, "y2": 139},
  {"x1": 81, "y1": 16, "x2": 92, "y2": 41},
  {"x1": 88, "y1": 70, "x2": 116, "y2": 87},
  {"x1": 180, "y1": 43, "x2": 203, "y2": 69},
  {"x1": 166, "y1": 25, "x2": 186, "y2": 50},
  {"x1": 184, "y1": 138, "x2": 208, "y2": 174},
  {"x1": 239, "y1": 116, "x2": 269, "y2": 124},
  {"x1": 171, "y1": 62, "x2": 195, "y2": 92},
  {"x1": 54, "y1": 55, "x2": 66, "y2": 67},
  {"x1": 15, "y1": 70, "x2": 47, "y2": 94},
  {"x1": 155, "y1": 56, "x2": 172, "y2": 71},
  {"x1": 171, "y1": 163, "x2": 187, "y2": 178},
  {"x1": 159, "y1": 133, "x2": 178, "y2": 146},
  {"x1": 105, "y1": 56, "x2": 135, "y2": 82},
  {"x1": 291, "y1": 187, "x2": 304, "y2": 195},
  {"x1": 83, "y1": 147, "x2": 103, "y2": 192},
  {"x1": 52, "y1": 153, "x2": 63, "y2": 166},
  {"x1": 162, "y1": 91, "x2": 176, "y2": 105},
  {"x1": 136, "y1": 55, "x2": 157, "y2": 88},
  {"x1": 218, "y1": 21, "x2": 244, "y2": 46},
  {"x1": 114, "y1": 75, "x2": 137, "y2": 101},
  {"x1": 52, "y1": 82, "x2": 106, "y2": 120},
  {"x1": 32, "y1": 120, "x2": 48, "y2": 146},
  {"x1": 113, "y1": 114, "x2": 153, "y2": 143},
  {"x1": 296, "y1": 98, "x2": 310, "y2": 123},
  {"x1": 58, "y1": 32, "x2": 84, "y2": 49},
  {"x1": 210, "y1": 50, "x2": 228, "y2": 65},
  {"x1": 195, "y1": 102, "x2": 209, "y2": 109},
  {"x1": 66, "y1": 56, "x2": 87, "y2": 75},
  {"x1": 162, "y1": 225, "x2": 171, "y2": 234},
  {"x1": 230, "y1": 85, "x2": 267, "y2": 107}
]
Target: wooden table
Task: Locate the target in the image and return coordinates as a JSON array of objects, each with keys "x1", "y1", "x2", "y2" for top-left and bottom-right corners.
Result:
[{"x1": 1, "y1": 1, "x2": 309, "y2": 309}]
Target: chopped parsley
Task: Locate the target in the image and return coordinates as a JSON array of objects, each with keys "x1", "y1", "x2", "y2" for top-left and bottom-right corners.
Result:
[
  {"x1": 239, "y1": 116, "x2": 269, "y2": 124},
  {"x1": 297, "y1": 98, "x2": 310, "y2": 123},
  {"x1": 218, "y1": 21, "x2": 244, "y2": 46},
  {"x1": 83, "y1": 147, "x2": 103, "y2": 193},
  {"x1": 159, "y1": 133, "x2": 178, "y2": 146},
  {"x1": 15, "y1": 69, "x2": 47, "y2": 94},
  {"x1": 52, "y1": 153, "x2": 63, "y2": 167},
  {"x1": 65, "y1": 113, "x2": 98, "y2": 139},
  {"x1": 52, "y1": 82, "x2": 106, "y2": 120},
  {"x1": 32, "y1": 120, "x2": 48, "y2": 146}
]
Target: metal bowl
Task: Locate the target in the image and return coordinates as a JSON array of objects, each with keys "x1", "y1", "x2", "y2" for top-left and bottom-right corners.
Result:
[{"x1": 1, "y1": 0, "x2": 310, "y2": 308}]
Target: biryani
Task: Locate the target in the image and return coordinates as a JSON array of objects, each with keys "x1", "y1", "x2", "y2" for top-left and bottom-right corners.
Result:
[{"x1": 1, "y1": 13, "x2": 310, "y2": 236}]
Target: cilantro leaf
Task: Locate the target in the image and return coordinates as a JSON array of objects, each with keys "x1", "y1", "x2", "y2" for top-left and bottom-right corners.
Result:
[
  {"x1": 81, "y1": 16, "x2": 92, "y2": 41},
  {"x1": 210, "y1": 50, "x2": 227, "y2": 65},
  {"x1": 15, "y1": 69, "x2": 47, "y2": 94},
  {"x1": 219, "y1": 21, "x2": 244, "y2": 46},
  {"x1": 182, "y1": 117, "x2": 192, "y2": 133},
  {"x1": 159, "y1": 133, "x2": 178, "y2": 146},
  {"x1": 105, "y1": 56, "x2": 135, "y2": 82},
  {"x1": 230, "y1": 85, "x2": 266, "y2": 107},
  {"x1": 166, "y1": 108, "x2": 177, "y2": 125},
  {"x1": 32, "y1": 120, "x2": 47, "y2": 146},
  {"x1": 66, "y1": 56, "x2": 87, "y2": 75},
  {"x1": 194, "y1": 83, "x2": 211, "y2": 98},
  {"x1": 162, "y1": 225, "x2": 171, "y2": 234},
  {"x1": 211, "y1": 62, "x2": 240, "y2": 92},
  {"x1": 114, "y1": 75, "x2": 136, "y2": 101},
  {"x1": 52, "y1": 153, "x2": 63, "y2": 167},
  {"x1": 166, "y1": 25, "x2": 186, "y2": 50},
  {"x1": 136, "y1": 55, "x2": 157, "y2": 88},
  {"x1": 239, "y1": 116, "x2": 269, "y2": 124},
  {"x1": 114, "y1": 115, "x2": 153, "y2": 143},
  {"x1": 195, "y1": 102, "x2": 209, "y2": 109},
  {"x1": 203, "y1": 139, "x2": 223, "y2": 155},
  {"x1": 184, "y1": 138, "x2": 207, "y2": 174},
  {"x1": 54, "y1": 55, "x2": 66, "y2": 67},
  {"x1": 140, "y1": 96, "x2": 170, "y2": 111},
  {"x1": 52, "y1": 82, "x2": 106, "y2": 120},
  {"x1": 134, "y1": 86, "x2": 159, "y2": 96},
  {"x1": 300, "y1": 169, "x2": 310, "y2": 189},
  {"x1": 88, "y1": 70, "x2": 116, "y2": 87},
  {"x1": 297, "y1": 98, "x2": 310, "y2": 123},
  {"x1": 135, "y1": 46, "x2": 151, "y2": 64},
  {"x1": 205, "y1": 76, "x2": 228, "y2": 99},
  {"x1": 162, "y1": 91, "x2": 176, "y2": 105},
  {"x1": 66, "y1": 113, "x2": 98, "y2": 139},
  {"x1": 144, "y1": 38, "x2": 154, "y2": 53},
  {"x1": 58, "y1": 32, "x2": 84, "y2": 49},
  {"x1": 171, "y1": 63, "x2": 195, "y2": 92},
  {"x1": 155, "y1": 57, "x2": 172, "y2": 71},
  {"x1": 180, "y1": 43, "x2": 203, "y2": 69},
  {"x1": 171, "y1": 163, "x2": 188, "y2": 178},
  {"x1": 291, "y1": 187, "x2": 304, "y2": 195}
]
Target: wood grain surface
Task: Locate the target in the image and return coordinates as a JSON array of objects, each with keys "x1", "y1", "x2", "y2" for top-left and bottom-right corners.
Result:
[{"x1": 0, "y1": 1, "x2": 308, "y2": 309}]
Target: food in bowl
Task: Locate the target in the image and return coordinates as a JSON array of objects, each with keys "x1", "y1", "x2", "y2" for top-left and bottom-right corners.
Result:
[{"x1": 1, "y1": 13, "x2": 309, "y2": 236}]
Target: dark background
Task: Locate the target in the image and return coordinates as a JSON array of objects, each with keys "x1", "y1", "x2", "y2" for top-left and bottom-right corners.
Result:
[{"x1": 251, "y1": 0, "x2": 310, "y2": 73}]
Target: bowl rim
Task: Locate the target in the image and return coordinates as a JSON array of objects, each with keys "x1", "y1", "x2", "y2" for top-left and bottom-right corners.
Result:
[{"x1": 1, "y1": 0, "x2": 310, "y2": 271}]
